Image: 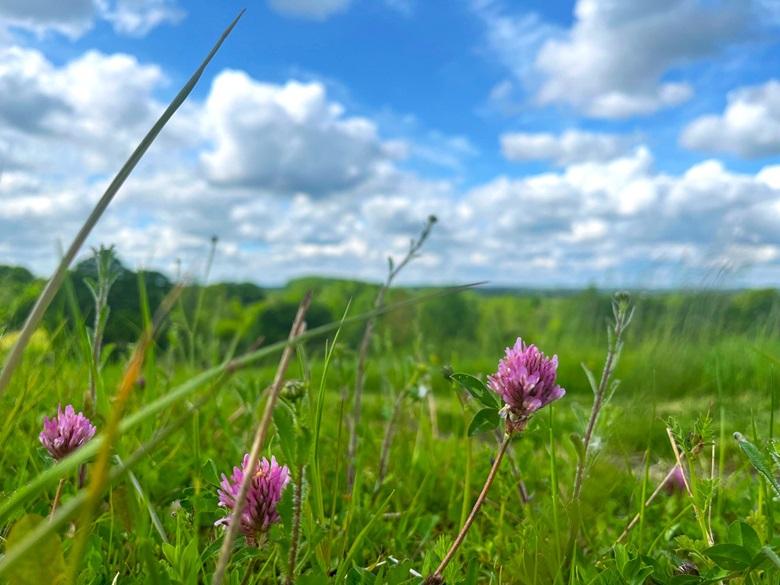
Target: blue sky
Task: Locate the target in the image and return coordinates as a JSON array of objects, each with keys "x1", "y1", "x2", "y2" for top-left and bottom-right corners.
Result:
[{"x1": 1, "y1": 0, "x2": 780, "y2": 287}]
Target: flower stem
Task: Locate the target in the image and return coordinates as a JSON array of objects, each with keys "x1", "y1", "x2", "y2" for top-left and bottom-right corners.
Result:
[
  {"x1": 49, "y1": 478, "x2": 66, "y2": 520},
  {"x1": 427, "y1": 433, "x2": 511, "y2": 583}
]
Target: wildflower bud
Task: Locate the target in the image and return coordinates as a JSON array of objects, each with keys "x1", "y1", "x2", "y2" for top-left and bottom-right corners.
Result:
[
  {"x1": 281, "y1": 379, "x2": 307, "y2": 403},
  {"x1": 613, "y1": 290, "x2": 631, "y2": 314},
  {"x1": 135, "y1": 375, "x2": 146, "y2": 390},
  {"x1": 441, "y1": 365, "x2": 454, "y2": 381},
  {"x1": 39, "y1": 404, "x2": 97, "y2": 461}
]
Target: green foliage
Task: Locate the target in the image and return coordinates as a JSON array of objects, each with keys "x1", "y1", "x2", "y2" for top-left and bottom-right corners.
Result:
[{"x1": 5, "y1": 262, "x2": 780, "y2": 583}]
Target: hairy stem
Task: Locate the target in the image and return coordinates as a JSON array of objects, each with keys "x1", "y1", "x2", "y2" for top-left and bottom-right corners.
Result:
[
  {"x1": 572, "y1": 296, "x2": 632, "y2": 501},
  {"x1": 427, "y1": 433, "x2": 511, "y2": 583},
  {"x1": 347, "y1": 216, "x2": 436, "y2": 489},
  {"x1": 376, "y1": 391, "x2": 406, "y2": 490}
]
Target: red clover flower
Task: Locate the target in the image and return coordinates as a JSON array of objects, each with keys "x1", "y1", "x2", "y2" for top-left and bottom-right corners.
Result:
[
  {"x1": 39, "y1": 404, "x2": 97, "y2": 460},
  {"x1": 216, "y1": 454, "x2": 290, "y2": 546},
  {"x1": 487, "y1": 337, "x2": 565, "y2": 432}
]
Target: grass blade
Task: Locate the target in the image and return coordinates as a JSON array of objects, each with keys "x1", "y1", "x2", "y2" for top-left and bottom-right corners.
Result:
[{"x1": 0, "y1": 9, "x2": 245, "y2": 397}]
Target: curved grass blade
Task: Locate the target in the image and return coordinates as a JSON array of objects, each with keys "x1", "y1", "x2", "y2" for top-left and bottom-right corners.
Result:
[{"x1": 0, "y1": 9, "x2": 245, "y2": 397}]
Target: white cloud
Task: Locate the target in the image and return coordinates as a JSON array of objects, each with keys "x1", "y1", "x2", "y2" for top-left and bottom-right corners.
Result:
[
  {"x1": 0, "y1": 0, "x2": 182, "y2": 38},
  {"x1": 681, "y1": 80, "x2": 780, "y2": 158},
  {"x1": 99, "y1": 0, "x2": 184, "y2": 36},
  {"x1": 0, "y1": 0, "x2": 96, "y2": 38},
  {"x1": 0, "y1": 46, "x2": 168, "y2": 173},
  {"x1": 3, "y1": 44, "x2": 780, "y2": 287},
  {"x1": 501, "y1": 130, "x2": 636, "y2": 165},
  {"x1": 267, "y1": 0, "x2": 352, "y2": 20},
  {"x1": 200, "y1": 72, "x2": 401, "y2": 197},
  {"x1": 475, "y1": 0, "x2": 752, "y2": 118}
]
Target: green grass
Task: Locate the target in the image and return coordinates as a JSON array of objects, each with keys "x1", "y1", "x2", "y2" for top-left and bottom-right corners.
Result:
[{"x1": 1, "y1": 287, "x2": 780, "y2": 584}]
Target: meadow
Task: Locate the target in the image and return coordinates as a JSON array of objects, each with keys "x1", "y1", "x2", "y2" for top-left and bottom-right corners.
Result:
[
  {"x1": 1, "y1": 14, "x2": 780, "y2": 585},
  {"x1": 1, "y1": 247, "x2": 780, "y2": 584}
]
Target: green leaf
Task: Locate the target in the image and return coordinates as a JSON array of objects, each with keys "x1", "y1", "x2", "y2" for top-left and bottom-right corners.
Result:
[
  {"x1": 467, "y1": 407, "x2": 501, "y2": 436},
  {"x1": 273, "y1": 401, "x2": 297, "y2": 465},
  {"x1": 451, "y1": 373, "x2": 500, "y2": 409},
  {"x1": 581, "y1": 362, "x2": 599, "y2": 395},
  {"x1": 704, "y1": 543, "x2": 752, "y2": 571},
  {"x1": 734, "y1": 432, "x2": 780, "y2": 497},
  {"x1": 727, "y1": 521, "x2": 761, "y2": 555},
  {"x1": 569, "y1": 432, "x2": 586, "y2": 464},
  {"x1": 5, "y1": 514, "x2": 66, "y2": 585},
  {"x1": 295, "y1": 426, "x2": 312, "y2": 467}
]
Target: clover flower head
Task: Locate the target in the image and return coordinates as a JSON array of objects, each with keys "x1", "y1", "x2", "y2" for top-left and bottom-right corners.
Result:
[
  {"x1": 487, "y1": 338, "x2": 565, "y2": 429},
  {"x1": 216, "y1": 454, "x2": 290, "y2": 546},
  {"x1": 39, "y1": 404, "x2": 96, "y2": 461}
]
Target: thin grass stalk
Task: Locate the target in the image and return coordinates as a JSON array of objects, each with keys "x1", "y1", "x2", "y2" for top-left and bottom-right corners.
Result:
[
  {"x1": 716, "y1": 363, "x2": 727, "y2": 521},
  {"x1": 189, "y1": 235, "x2": 219, "y2": 367},
  {"x1": 376, "y1": 390, "x2": 405, "y2": 490},
  {"x1": 616, "y1": 457, "x2": 687, "y2": 543},
  {"x1": 548, "y1": 407, "x2": 562, "y2": 582},
  {"x1": 286, "y1": 463, "x2": 304, "y2": 585},
  {"x1": 311, "y1": 304, "x2": 350, "y2": 526},
  {"x1": 49, "y1": 478, "x2": 66, "y2": 520},
  {"x1": 0, "y1": 11, "x2": 243, "y2": 397},
  {"x1": 0, "y1": 284, "x2": 481, "y2": 523},
  {"x1": 211, "y1": 293, "x2": 312, "y2": 585},
  {"x1": 427, "y1": 434, "x2": 511, "y2": 584},
  {"x1": 118, "y1": 455, "x2": 169, "y2": 544},
  {"x1": 666, "y1": 427, "x2": 713, "y2": 546},
  {"x1": 346, "y1": 215, "x2": 436, "y2": 488},
  {"x1": 333, "y1": 490, "x2": 393, "y2": 582},
  {"x1": 638, "y1": 450, "x2": 650, "y2": 548}
]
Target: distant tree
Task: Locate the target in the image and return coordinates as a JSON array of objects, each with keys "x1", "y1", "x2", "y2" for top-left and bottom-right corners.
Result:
[
  {"x1": 246, "y1": 299, "x2": 333, "y2": 347},
  {"x1": 44, "y1": 256, "x2": 173, "y2": 347},
  {"x1": 417, "y1": 291, "x2": 480, "y2": 349}
]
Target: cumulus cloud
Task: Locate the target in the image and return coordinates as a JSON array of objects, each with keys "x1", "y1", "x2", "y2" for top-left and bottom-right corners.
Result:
[
  {"x1": 267, "y1": 0, "x2": 352, "y2": 20},
  {"x1": 99, "y1": 0, "x2": 184, "y2": 36},
  {"x1": 200, "y1": 72, "x2": 401, "y2": 197},
  {"x1": 475, "y1": 0, "x2": 753, "y2": 118},
  {"x1": 0, "y1": 0, "x2": 182, "y2": 38},
  {"x1": 0, "y1": 46, "x2": 168, "y2": 173},
  {"x1": 501, "y1": 130, "x2": 637, "y2": 165},
  {"x1": 681, "y1": 80, "x2": 780, "y2": 158},
  {"x1": 3, "y1": 43, "x2": 780, "y2": 287}
]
